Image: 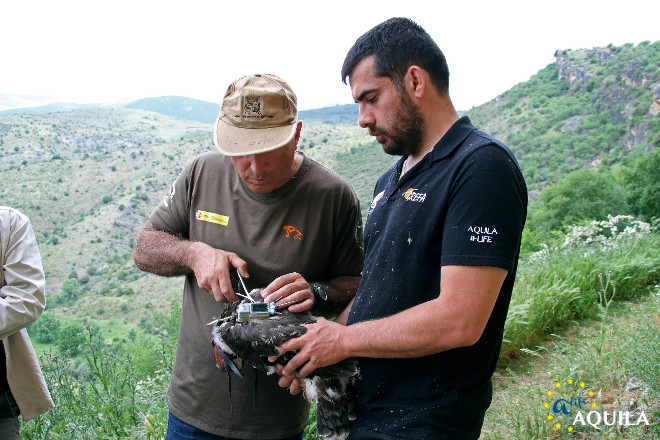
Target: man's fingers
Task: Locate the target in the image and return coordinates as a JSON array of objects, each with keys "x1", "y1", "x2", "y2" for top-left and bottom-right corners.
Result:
[
  {"x1": 281, "y1": 351, "x2": 311, "y2": 377},
  {"x1": 285, "y1": 299, "x2": 313, "y2": 313},
  {"x1": 288, "y1": 377, "x2": 303, "y2": 395},
  {"x1": 228, "y1": 253, "x2": 249, "y2": 279}
]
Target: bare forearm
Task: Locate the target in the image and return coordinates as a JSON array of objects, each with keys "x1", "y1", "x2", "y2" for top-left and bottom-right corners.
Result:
[
  {"x1": 334, "y1": 298, "x2": 354, "y2": 325},
  {"x1": 316, "y1": 276, "x2": 360, "y2": 317},
  {"x1": 338, "y1": 266, "x2": 507, "y2": 359},
  {"x1": 276, "y1": 266, "x2": 507, "y2": 379},
  {"x1": 340, "y1": 300, "x2": 468, "y2": 359},
  {"x1": 133, "y1": 221, "x2": 197, "y2": 276}
]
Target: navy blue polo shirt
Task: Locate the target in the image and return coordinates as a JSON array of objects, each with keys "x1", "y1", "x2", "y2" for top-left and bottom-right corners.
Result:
[{"x1": 347, "y1": 117, "x2": 527, "y2": 439}]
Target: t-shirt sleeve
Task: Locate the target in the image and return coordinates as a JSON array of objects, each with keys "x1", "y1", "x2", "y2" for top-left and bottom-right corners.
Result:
[
  {"x1": 148, "y1": 160, "x2": 194, "y2": 238},
  {"x1": 329, "y1": 188, "x2": 364, "y2": 278},
  {"x1": 441, "y1": 144, "x2": 527, "y2": 271}
]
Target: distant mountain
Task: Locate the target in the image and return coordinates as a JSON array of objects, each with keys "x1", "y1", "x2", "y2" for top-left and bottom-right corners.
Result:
[
  {"x1": 0, "y1": 102, "x2": 104, "y2": 115},
  {"x1": 0, "y1": 92, "x2": 59, "y2": 111},
  {"x1": 125, "y1": 96, "x2": 220, "y2": 124},
  {"x1": 1, "y1": 94, "x2": 360, "y2": 126},
  {"x1": 125, "y1": 97, "x2": 359, "y2": 125},
  {"x1": 299, "y1": 104, "x2": 358, "y2": 124}
]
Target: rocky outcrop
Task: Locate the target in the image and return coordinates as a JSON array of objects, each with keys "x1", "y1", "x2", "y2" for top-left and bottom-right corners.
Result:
[
  {"x1": 555, "y1": 50, "x2": 594, "y2": 86},
  {"x1": 651, "y1": 83, "x2": 660, "y2": 116},
  {"x1": 621, "y1": 63, "x2": 655, "y2": 88},
  {"x1": 561, "y1": 117, "x2": 582, "y2": 133}
]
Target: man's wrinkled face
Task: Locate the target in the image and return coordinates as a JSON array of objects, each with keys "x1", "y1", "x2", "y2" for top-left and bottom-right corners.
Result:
[
  {"x1": 231, "y1": 140, "x2": 297, "y2": 193},
  {"x1": 350, "y1": 56, "x2": 424, "y2": 157}
]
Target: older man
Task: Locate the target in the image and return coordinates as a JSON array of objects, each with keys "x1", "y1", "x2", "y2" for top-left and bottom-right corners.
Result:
[
  {"x1": 272, "y1": 18, "x2": 527, "y2": 440},
  {"x1": 133, "y1": 74, "x2": 364, "y2": 440}
]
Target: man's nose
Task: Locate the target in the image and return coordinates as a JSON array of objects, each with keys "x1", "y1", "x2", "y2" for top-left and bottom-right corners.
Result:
[
  {"x1": 248, "y1": 155, "x2": 268, "y2": 174},
  {"x1": 358, "y1": 104, "x2": 374, "y2": 128}
]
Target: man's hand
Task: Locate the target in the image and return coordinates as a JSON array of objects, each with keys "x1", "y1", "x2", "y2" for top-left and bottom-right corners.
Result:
[
  {"x1": 133, "y1": 220, "x2": 249, "y2": 302},
  {"x1": 268, "y1": 317, "x2": 349, "y2": 379},
  {"x1": 188, "y1": 242, "x2": 249, "y2": 302},
  {"x1": 260, "y1": 272, "x2": 314, "y2": 312}
]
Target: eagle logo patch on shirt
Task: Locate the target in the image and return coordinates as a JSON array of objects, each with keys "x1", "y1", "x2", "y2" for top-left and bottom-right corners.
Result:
[{"x1": 282, "y1": 225, "x2": 304, "y2": 240}]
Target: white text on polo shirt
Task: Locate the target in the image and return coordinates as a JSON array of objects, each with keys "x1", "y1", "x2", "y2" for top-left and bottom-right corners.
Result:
[
  {"x1": 468, "y1": 226, "x2": 498, "y2": 243},
  {"x1": 403, "y1": 188, "x2": 427, "y2": 203}
]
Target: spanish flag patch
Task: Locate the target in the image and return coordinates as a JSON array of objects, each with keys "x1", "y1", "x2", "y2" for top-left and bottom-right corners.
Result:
[{"x1": 194, "y1": 209, "x2": 229, "y2": 226}]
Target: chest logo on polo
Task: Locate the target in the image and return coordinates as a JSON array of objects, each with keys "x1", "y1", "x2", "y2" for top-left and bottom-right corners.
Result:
[
  {"x1": 283, "y1": 225, "x2": 304, "y2": 240},
  {"x1": 195, "y1": 209, "x2": 229, "y2": 226},
  {"x1": 403, "y1": 188, "x2": 427, "y2": 203},
  {"x1": 468, "y1": 225, "x2": 498, "y2": 243}
]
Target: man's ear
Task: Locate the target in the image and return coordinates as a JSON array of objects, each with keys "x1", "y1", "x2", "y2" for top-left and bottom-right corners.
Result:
[
  {"x1": 294, "y1": 121, "x2": 303, "y2": 144},
  {"x1": 404, "y1": 65, "x2": 427, "y2": 99}
]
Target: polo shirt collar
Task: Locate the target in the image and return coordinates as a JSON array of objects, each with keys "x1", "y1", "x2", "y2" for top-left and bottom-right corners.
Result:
[
  {"x1": 394, "y1": 116, "x2": 476, "y2": 187},
  {"x1": 429, "y1": 116, "x2": 476, "y2": 161}
]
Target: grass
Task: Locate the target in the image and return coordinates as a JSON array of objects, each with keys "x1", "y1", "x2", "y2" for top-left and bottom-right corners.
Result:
[
  {"x1": 483, "y1": 292, "x2": 659, "y2": 439},
  {"x1": 501, "y1": 216, "x2": 660, "y2": 359}
]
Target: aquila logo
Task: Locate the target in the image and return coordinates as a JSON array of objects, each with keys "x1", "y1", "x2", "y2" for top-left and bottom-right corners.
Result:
[
  {"x1": 542, "y1": 378, "x2": 649, "y2": 433},
  {"x1": 283, "y1": 225, "x2": 303, "y2": 240}
]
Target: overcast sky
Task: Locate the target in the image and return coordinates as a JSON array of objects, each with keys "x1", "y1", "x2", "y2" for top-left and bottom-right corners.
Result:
[{"x1": 1, "y1": 0, "x2": 658, "y2": 111}]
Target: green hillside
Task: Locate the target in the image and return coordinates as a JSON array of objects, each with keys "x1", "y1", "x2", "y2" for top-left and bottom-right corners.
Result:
[
  {"x1": 0, "y1": 107, "x2": 382, "y2": 319},
  {"x1": 468, "y1": 41, "x2": 659, "y2": 192},
  {"x1": 126, "y1": 96, "x2": 220, "y2": 124}
]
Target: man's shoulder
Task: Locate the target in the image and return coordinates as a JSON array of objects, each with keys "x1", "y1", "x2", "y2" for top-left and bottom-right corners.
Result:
[
  {"x1": 180, "y1": 151, "x2": 232, "y2": 175},
  {"x1": 304, "y1": 156, "x2": 357, "y2": 192},
  {"x1": 188, "y1": 151, "x2": 228, "y2": 166}
]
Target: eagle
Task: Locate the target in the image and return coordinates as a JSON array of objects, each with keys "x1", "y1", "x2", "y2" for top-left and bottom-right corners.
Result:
[{"x1": 210, "y1": 288, "x2": 359, "y2": 440}]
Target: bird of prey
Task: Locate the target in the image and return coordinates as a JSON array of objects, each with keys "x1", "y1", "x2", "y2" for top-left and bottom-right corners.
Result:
[{"x1": 210, "y1": 288, "x2": 359, "y2": 440}]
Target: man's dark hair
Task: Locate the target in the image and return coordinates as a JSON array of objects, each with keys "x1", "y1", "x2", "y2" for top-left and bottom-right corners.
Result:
[{"x1": 341, "y1": 17, "x2": 450, "y2": 95}]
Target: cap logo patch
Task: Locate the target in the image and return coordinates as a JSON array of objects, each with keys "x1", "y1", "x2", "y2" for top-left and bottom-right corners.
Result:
[{"x1": 243, "y1": 97, "x2": 263, "y2": 118}]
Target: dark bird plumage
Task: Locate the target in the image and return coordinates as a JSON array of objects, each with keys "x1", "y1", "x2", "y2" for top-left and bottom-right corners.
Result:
[{"x1": 211, "y1": 289, "x2": 359, "y2": 440}]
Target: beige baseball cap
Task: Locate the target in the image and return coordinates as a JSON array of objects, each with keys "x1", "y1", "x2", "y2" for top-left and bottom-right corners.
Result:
[{"x1": 214, "y1": 74, "x2": 298, "y2": 156}]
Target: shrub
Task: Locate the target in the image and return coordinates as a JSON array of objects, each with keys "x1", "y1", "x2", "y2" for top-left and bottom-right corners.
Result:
[
  {"x1": 624, "y1": 148, "x2": 660, "y2": 221},
  {"x1": 503, "y1": 216, "x2": 659, "y2": 357},
  {"x1": 30, "y1": 311, "x2": 61, "y2": 344},
  {"x1": 58, "y1": 322, "x2": 85, "y2": 355},
  {"x1": 60, "y1": 278, "x2": 80, "y2": 302}
]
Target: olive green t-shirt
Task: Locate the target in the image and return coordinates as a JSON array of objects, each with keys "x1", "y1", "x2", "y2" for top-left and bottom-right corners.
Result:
[{"x1": 149, "y1": 151, "x2": 363, "y2": 438}]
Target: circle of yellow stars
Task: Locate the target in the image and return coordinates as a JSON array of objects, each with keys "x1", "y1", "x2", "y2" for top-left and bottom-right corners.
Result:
[{"x1": 543, "y1": 379, "x2": 596, "y2": 432}]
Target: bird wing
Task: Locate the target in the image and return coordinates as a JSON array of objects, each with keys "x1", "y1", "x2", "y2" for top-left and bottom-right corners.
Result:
[{"x1": 220, "y1": 310, "x2": 316, "y2": 371}]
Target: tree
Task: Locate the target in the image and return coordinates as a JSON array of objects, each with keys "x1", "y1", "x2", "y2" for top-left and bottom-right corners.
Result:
[
  {"x1": 526, "y1": 169, "x2": 630, "y2": 248},
  {"x1": 624, "y1": 148, "x2": 660, "y2": 221},
  {"x1": 30, "y1": 311, "x2": 61, "y2": 343},
  {"x1": 58, "y1": 323, "x2": 85, "y2": 355},
  {"x1": 61, "y1": 278, "x2": 80, "y2": 302}
]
